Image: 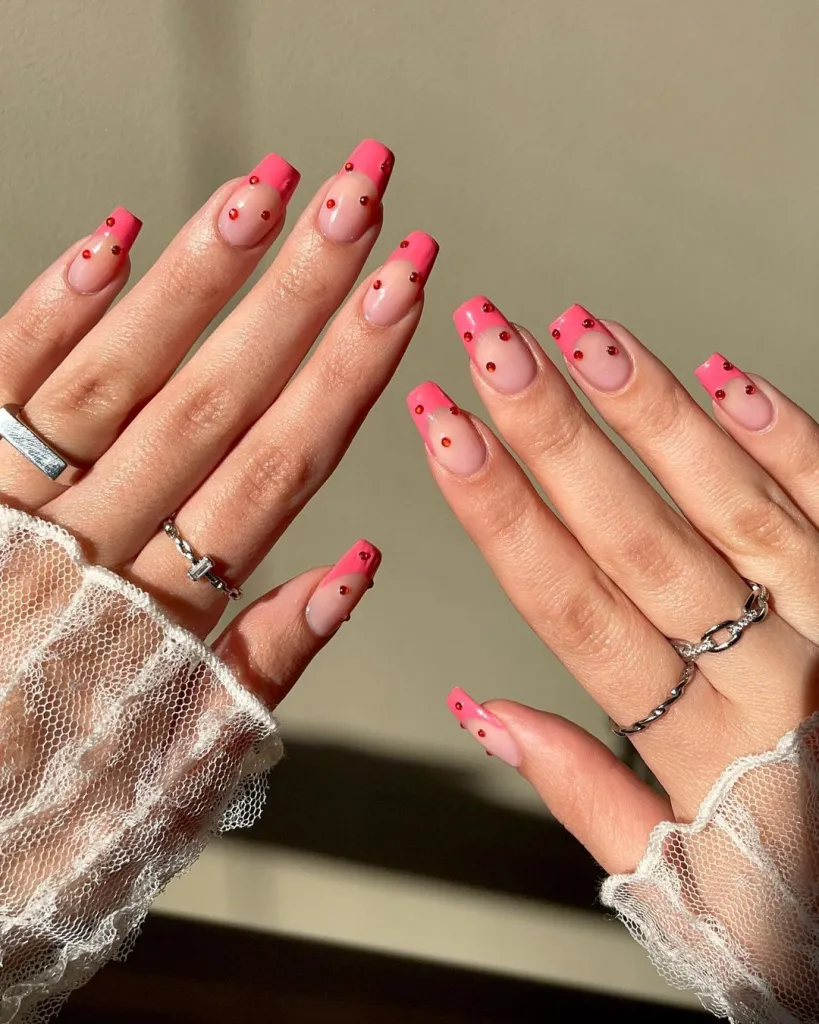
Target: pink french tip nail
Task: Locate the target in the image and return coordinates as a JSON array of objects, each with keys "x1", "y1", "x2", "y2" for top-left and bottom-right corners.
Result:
[
  {"x1": 406, "y1": 382, "x2": 486, "y2": 477},
  {"x1": 217, "y1": 152, "x2": 301, "y2": 249},
  {"x1": 447, "y1": 687, "x2": 521, "y2": 767},
  {"x1": 695, "y1": 353, "x2": 774, "y2": 431},
  {"x1": 549, "y1": 303, "x2": 633, "y2": 393},
  {"x1": 363, "y1": 231, "x2": 439, "y2": 328},
  {"x1": 319, "y1": 138, "x2": 395, "y2": 244},
  {"x1": 453, "y1": 296, "x2": 537, "y2": 394},
  {"x1": 305, "y1": 539, "x2": 382, "y2": 638},
  {"x1": 67, "y1": 206, "x2": 142, "y2": 295}
]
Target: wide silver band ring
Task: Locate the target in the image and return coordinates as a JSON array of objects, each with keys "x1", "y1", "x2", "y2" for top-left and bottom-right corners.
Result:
[
  {"x1": 611, "y1": 580, "x2": 769, "y2": 737},
  {"x1": 162, "y1": 517, "x2": 242, "y2": 601},
  {"x1": 0, "y1": 404, "x2": 84, "y2": 486}
]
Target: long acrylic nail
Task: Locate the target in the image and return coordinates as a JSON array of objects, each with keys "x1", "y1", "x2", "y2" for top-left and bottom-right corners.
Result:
[
  {"x1": 217, "y1": 153, "x2": 300, "y2": 248},
  {"x1": 318, "y1": 139, "x2": 394, "y2": 244},
  {"x1": 550, "y1": 304, "x2": 633, "y2": 392},
  {"x1": 363, "y1": 231, "x2": 439, "y2": 328},
  {"x1": 454, "y1": 296, "x2": 537, "y2": 393},
  {"x1": 305, "y1": 540, "x2": 382, "y2": 638},
  {"x1": 447, "y1": 687, "x2": 521, "y2": 767},
  {"x1": 695, "y1": 353, "x2": 774, "y2": 431},
  {"x1": 406, "y1": 382, "x2": 486, "y2": 477},
  {"x1": 67, "y1": 207, "x2": 142, "y2": 295}
]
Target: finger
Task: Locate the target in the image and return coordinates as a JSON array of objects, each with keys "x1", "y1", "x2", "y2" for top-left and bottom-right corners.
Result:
[
  {"x1": 131, "y1": 233, "x2": 435, "y2": 629},
  {"x1": 405, "y1": 382, "x2": 730, "y2": 801},
  {"x1": 50, "y1": 143, "x2": 398, "y2": 562},
  {"x1": 1, "y1": 154, "x2": 300, "y2": 510},
  {"x1": 548, "y1": 306, "x2": 819, "y2": 647},
  {"x1": 0, "y1": 207, "x2": 139, "y2": 405},
  {"x1": 693, "y1": 358, "x2": 819, "y2": 531},
  {"x1": 446, "y1": 689, "x2": 671, "y2": 873},
  {"x1": 454, "y1": 299, "x2": 808, "y2": 729},
  {"x1": 210, "y1": 541, "x2": 381, "y2": 708}
]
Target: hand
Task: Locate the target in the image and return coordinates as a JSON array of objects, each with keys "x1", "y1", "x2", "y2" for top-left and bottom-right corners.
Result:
[
  {"x1": 409, "y1": 298, "x2": 818, "y2": 874},
  {"x1": 0, "y1": 140, "x2": 438, "y2": 709}
]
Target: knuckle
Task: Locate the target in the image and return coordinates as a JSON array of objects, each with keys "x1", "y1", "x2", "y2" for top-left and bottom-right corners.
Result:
[
  {"x1": 615, "y1": 511, "x2": 690, "y2": 591},
  {"x1": 271, "y1": 258, "x2": 334, "y2": 314},
  {"x1": 234, "y1": 439, "x2": 315, "y2": 515},
  {"x1": 636, "y1": 382, "x2": 691, "y2": 442},
  {"x1": 161, "y1": 251, "x2": 227, "y2": 309},
  {"x1": 519, "y1": 408, "x2": 587, "y2": 465},
  {"x1": 719, "y1": 489, "x2": 802, "y2": 557},
  {"x1": 168, "y1": 381, "x2": 235, "y2": 445},
  {"x1": 552, "y1": 576, "x2": 620, "y2": 662},
  {"x1": 56, "y1": 369, "x2": 131, "y2": 420}
]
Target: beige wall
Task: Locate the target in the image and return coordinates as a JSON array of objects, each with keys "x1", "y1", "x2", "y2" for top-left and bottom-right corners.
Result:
[{"x1": 3, "y1": 0, "x2": 818, "y2": 1009}]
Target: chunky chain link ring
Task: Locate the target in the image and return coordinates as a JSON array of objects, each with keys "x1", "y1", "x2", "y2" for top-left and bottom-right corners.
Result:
[
  {"x1": 611, "y1": 580, "x2": 769, "y2": 737},
  {"x1": 162, "y1": 518, "x2": 242, "y2": 601}
]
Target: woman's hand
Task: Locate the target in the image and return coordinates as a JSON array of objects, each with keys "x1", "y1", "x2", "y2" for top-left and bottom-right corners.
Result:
[{"x1": 0, "y1": 139, "x2": 438, "y2": 710}]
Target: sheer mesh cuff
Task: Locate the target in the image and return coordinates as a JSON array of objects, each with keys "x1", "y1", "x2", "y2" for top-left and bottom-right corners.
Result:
[
  {"x1": 602, "y1": 714, "x2": 819, "y2": 1023},
  {"x1": 0, "y1": 506, "x2": 282, "y2": 1022}
]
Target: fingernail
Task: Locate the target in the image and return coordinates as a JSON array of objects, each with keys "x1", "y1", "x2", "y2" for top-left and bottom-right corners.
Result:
[
  {"x1": 318, "y1": 139, "x2": 394, "y2": 244},
  {"x1": 695, "y1": 353, "x2": 774, "y2": 431},
  {"x1": 217, "y1": 153, "x2": 300, "y2": 248},
  {"x1": 363, "y1": 231, "x2": 439, "y2": 328},
  {"x1": 447, "y1": 687, "x2": 521, "y2": 767},
  {"x1": 454, "y1": 296, "x2": 537, "y2": 393},
  {"x1": 550, "y1": 304, "x2": 633, "y2": 392},
  {"x1": 305, "y1": 540, "x2": 382, "y2": 638},
  {"x1": 67, "y1": 207, "x2": 142, "y2": 294},
  {"x1": 406, "y1": 382, "x2": 486, "y2": 477}
]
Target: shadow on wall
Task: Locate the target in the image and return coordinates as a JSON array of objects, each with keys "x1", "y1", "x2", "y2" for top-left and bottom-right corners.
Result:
[{"x1": 242, "y1": 738, "x2": 604, "y2": 909}]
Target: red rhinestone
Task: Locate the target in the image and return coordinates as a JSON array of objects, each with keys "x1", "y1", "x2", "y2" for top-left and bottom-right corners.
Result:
[
  {"x1": 110, "y1": 245, "x2": 122, "y2": 256},
  {"x1": 715, "y1": 388, "x2": 726, "y2": 400},
  {"x1": 573, "y1": 350, "x2": 584, "y2": 360},
  {"x1": 260, "y1": 210, "x2": 271, "y2": 220},
  {"x1": 409, "y1": 271, "x2": 419, "y2": 283},
  {"x1": 339, "y1": 585, "x2": 350, "y2": 596},
  {"x1": 105, "y1": 216, "x2": 115, "y2": 227},
  {"x1": 551, "y1": 328, "x2": 560, "y2": 339},
  {"x1": 359, "y1": 550, "x2": 371, "y2": 560},
  {"x1": 460, "y1": 723, "x2": 466, "y2": 729},
  {"x1": 486, "y1": 361, "x2": 496, "y2": 372},
  {"x1": 345, "y1": 162, "x2": 354, "y2": 172},
  {"x1": 399, "y1": 240, "x2": 409, "y2": 248},
  {"x1": 464, "y1": 331, "x2": 473, "y2": 342},
  {"x1": 81, "y1": 249, "x2": 92, "y2": 260},
  {"x1": 450, "y1": 406, "x2": 459, "y2": 415},
  {"x1": 482, "y1": 302, "x2": 495, "y2": 313},
  {"x1": 359, "y1": 196, "x2": 370, "y2": 206},
  {"x1": 477, "y1": 729, "x2": 486, "y2": 738},
  {"x1": 228, "y1": 208, "x2": 239, "y2": 220},
  {"x1": 441, "y1": 437, "x2": 452, "y2": 448},
  {"x1": 381, "y1": 161, "x2": 391, "y2": 172},
  {"x1": 373, "y1": 279, "x2": 382, "y2": 290},
  {"x1": 607, "y1": 345, "x2": 619, "y2": 356},
  {"x1": 745, "y1": 384, "x2": 756, "y2": 395},
  {"x1": 326, "y1": 198, "x2": 336, "y2": 209},
  {"x1": 249, "y1": 175, "x2": 260, "y2": 185},
  {"x1": 283, "y1": 179, "x2": 293, "y2": 191},
  {"x1": 486, "y1": 751, "x2": 493, "y2": 757},
  {"x1": 499, "y1": 330, "x2": 511, "y2": 341},
  {"x1": 723, "y1": 361, "x2": 734, "y2": 371},
  {"x1": 582, "y1": 318, "x2": 594, "y2": 328},
  {"x1": 414, "y1": 404, "x2": 424, "y2": 414},
  {"x1": 455, "y1": 701, "x2": 463, "y2": 711}
]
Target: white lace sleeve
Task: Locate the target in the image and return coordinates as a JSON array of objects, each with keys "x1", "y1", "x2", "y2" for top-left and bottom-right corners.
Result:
[
  {"x1": 601, "y1": 715, "x2": 819, "y2": 1023},
  {"x1": 0, "y1": 506, "x2": 282, "y2": 1023}
]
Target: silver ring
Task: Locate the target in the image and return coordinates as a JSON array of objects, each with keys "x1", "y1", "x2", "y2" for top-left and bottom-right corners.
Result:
[
  {"x1": 611, "y1": 580, "x2": 769, "y2": 737},
  {"x1": 0, "y1": 404, "x2": 84, "y2": 486},
  {"x1": 162, "y1": 517, "x2": 242, "y2": 601}
]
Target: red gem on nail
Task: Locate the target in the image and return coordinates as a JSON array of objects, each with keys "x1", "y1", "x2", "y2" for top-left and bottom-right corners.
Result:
[
  {"x1": 477, "y1": 729, "x2": 486, "y2": 738},
  {"x1": 723, "y1": 361, "x2": 734, "y2": 371},
  {"x1": 482, "y1": 302, "x2": 495, "y2": 313},
  {"x1": 486, "y1": 750, "x2": 493, "y2": 757},
  {"x1": 359, "y1": 196, "x2": 370, "y2": 206},
  {"x1": 381, "y1": 161, "x2": 391, "y2": 172},
  {"x1": 326, "y1": 198, "x2": 336, "y2": 209},
  {"x1": 551, "y1": 328, "x2": 560, "y2": 339},
  {"x1": 464, "y1": 331, "x2": 473, "y2": 342},
  {"x1": 399, "y1": 240, "x2": 409, "y2": 248},
  {"x1": 745, "y1": 384, "x2": 756, "y2": 395},
  {"x1": 249, "y1": 175, "x2": 260, "y2": 185},
  {"x1": 283, "y1": 179, "x2": 293, "y2": 191},
  {"x1": 414, "y1": 404, "x2": 424, "y2": 414},
  {"x1": 345, "y1": 162, "x2": 354, "y2": 171},
  {"x1": 573, "y1": 350, "x2": 583, "y2": 360},
  {"x1": 373, "y1": 279, "x2": 382, "y2": 290},
  {"x1": 460, "y1": 723, "x2": 465, "y2": 729},
  {"x1": 582, "y1": 318, "x2": 594, "y2": 328},
  {"x1": 715, "y1": 388, "x2": 726, "y2": 399},
  {"x1": 110, "y1": 245, "x2": 122, "y2": 256},
  {"x1": 450, "y1": 406, "x2": 459, "y2": 415},
  {"x1": 81, "y1": 249, "x2": 92, "y2": 260},
  {"x1": 455, "y1": 701, "x2": 463, "y2": 711},
  {"x1": 607, "y1": 345, "x2": 619, "y2": 356},
  {"x1": 359, "y1": 551, "x2": 371, "y2": 560},
  {"x1": 339, "y1": 585, "x2": 350, "y2": 596},
  {"x1": 106, "y1": 216, "x2": 115, "y2": 227},
  {"x1": 409, "y1": 271, "x2": 419, "y2": 283},
  {"x1": 260, "y1": 210, "x2": 271, "y2": 220},
  {"x1": 441, "y1": 437, "x2": 452, "y2": 447},
  {"x1": 228, "y1": 208, "x2": 239, "y2": 220},
  {"x1": 499, "y1": 330, "x2": 511, "y2": 341},
  {"x1": 486, "y1": 362, "x2": 496, "y2": 372}
]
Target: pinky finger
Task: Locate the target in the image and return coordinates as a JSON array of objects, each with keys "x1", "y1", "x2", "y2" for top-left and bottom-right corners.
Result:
[
  {"x1": 212, "y1": 540, "x2": 381, "y2": 709},
  {"x1": 447, "y1": 690, "x2": 671, "y2": 874}
]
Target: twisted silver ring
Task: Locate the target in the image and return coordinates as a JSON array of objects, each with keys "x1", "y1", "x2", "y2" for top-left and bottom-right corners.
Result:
[
  {"x1": 162, "y1": 518, "x2": 242, "y2": 601},
  {"x1": 0, "y1": 404, "x2": 84, "y2": 486},
  {"x1": 611, "y1": 580, "x2": 769, "y2": 737}
]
